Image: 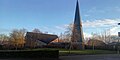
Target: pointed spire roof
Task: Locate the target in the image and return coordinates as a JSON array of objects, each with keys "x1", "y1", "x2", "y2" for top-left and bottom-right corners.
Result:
[
  {"x1": 72, "y1": 0, "x2": 84, "y2": 42},
  {"x1": 74, "y1": 0, "x2": 82, "y2": 27}
]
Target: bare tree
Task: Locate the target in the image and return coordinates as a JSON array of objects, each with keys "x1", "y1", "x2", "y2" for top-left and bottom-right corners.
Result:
[
  {"x1": 32, "y1": 28, "x2": 42, "y2": 33},
  {"x1": 63, "y1": 23, "x2": 73, "y2": 42},
  {"x1": 90, "y1": 29, "x2": 112, "y2": 44},
  {"x1": 0, "y1": 34, "x2": 10, "y2": 49},
  {"x1": 0, "y1": 34, "x2": 9, "y2": 41},
  {"x1": 63, "y1": 23, "x2": 85, "y2": 49},
  {"x1": 9, "y1": 28, "x2": 27, "y2": 49}
]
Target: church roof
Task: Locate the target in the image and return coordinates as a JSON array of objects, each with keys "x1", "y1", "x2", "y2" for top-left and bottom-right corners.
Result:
[{"x1": 25, "y1": 32, "x2": 58, "y2": 44}]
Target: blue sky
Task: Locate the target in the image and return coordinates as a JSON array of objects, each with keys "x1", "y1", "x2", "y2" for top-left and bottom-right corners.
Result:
[{"x1": 0, "y1": 0, "x2": 120, "y2": 37}]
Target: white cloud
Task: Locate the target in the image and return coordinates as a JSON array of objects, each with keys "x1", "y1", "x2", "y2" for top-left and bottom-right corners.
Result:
[
  {"x1": 109, "y1": 26, "x2": 120, "y2": 35},
  {"x1": 55, "y1": 24, "x2": 69, "y2": 31},
  {"x1": 55, "y1": 26, "x2": 66, "y2": 31},
  {"x1": 83, "y1": 19, "x2": 120, "y2": 28},
  {"x1": 87, "y1": 7, "x2": 105, "y2": 13},
  {"x1": 83, "y1": 19, "x2": 120, "y2": 36},
  {"x1": 52, "y1": 19, "x2": 120, "y2": 36},
  {"x1": 84, "y1": 14, "x2": 90, "y2": 17},
  {"x1": 54, "y1": 18, "x2": 108, "y2": 31},
  {"x1": 83, "y1": 32, "x2": 92, "y2": 38}
]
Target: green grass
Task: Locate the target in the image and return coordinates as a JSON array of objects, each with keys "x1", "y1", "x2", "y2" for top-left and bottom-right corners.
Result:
[
  {"x1": 25, "y1": 48, "x2": 117, "y2": 56},
  {"x1": 59, "y1": 50, "x2": 117, "y2": 56}
]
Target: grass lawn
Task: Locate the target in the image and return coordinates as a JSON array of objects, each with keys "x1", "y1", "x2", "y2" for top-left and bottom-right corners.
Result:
[
  {"x1": 25, "y1": 48, "x2": 117, "y2": 56},
  {"x1": 59, "y1": 50, "x2": 117, "y2": 56}
]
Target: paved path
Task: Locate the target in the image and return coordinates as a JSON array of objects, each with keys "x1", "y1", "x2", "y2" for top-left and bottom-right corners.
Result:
[{"x1": 60, "y1": 54, "x2": 120, "y2": 60}]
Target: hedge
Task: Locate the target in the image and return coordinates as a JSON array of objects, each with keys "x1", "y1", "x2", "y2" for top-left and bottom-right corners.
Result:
[{"x1": 0, "y1": 50, "x2": 59, "y2": 59}]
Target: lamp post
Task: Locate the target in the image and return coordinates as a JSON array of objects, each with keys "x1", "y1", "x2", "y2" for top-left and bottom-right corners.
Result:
[
  {"x1": 69, "y1": 37, "x2": 72, "y2": 54},
  {"x1": 91, "y1": 32, "x2": 95, "y2": 54}
]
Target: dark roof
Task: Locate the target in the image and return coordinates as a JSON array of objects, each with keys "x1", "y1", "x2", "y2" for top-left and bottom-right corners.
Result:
[{"x1": 25, "y1": 32, "x2": 58, "y2": 44}]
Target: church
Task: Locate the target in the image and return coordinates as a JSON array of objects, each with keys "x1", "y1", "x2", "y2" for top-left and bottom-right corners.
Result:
[{"x1": 25, "y1": 0, "x2": 84, "y2": 49}]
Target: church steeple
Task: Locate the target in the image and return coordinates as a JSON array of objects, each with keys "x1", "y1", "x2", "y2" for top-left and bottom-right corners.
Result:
[
  {"x1": 74, "y1": 0, "x2": 82, "y2": 27},
  {"x1": 71, "y1": 0, "x2": 84, "y2": 49}
]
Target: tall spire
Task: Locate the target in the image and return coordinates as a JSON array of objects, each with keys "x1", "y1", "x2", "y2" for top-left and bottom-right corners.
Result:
[
  {"x1": 71, "y1": 0, "x2": 84, "y2": 49},
  {"x1": 74, "y1": 0, "x2": 82, "y2": 27}
]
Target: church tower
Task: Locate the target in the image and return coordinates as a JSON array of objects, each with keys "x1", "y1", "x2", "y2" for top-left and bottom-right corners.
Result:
[{"x1": 71, "y1": 0, "x2": 84, "y2": 49}]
